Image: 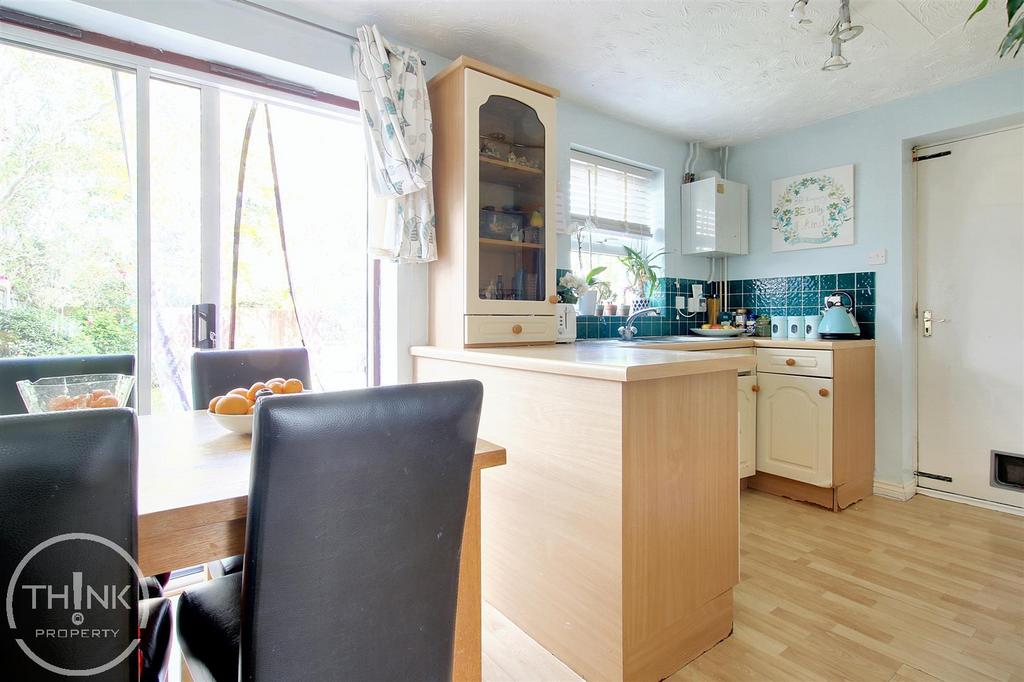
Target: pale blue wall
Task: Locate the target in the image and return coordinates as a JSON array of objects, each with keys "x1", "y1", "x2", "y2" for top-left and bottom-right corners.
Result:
[{"x1": 725, "y1": 67, "x2": 1024, "y2": 485}]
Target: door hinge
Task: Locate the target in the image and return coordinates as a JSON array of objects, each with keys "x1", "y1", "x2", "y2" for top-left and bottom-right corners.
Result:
[
  {"x1": 912, "y1": 150, "x2": 951, "y2": 163},
  {"x1": 915, "y1": 470, "x2": 953, "y2": 483}
]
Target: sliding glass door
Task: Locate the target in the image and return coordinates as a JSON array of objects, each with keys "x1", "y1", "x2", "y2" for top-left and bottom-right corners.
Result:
[
  {"x1": 0, "y1": 44, "x2": 138, "y2": 359},
  {"x1": 1, "y1": 40, "x2": 370, "y2": 414}
]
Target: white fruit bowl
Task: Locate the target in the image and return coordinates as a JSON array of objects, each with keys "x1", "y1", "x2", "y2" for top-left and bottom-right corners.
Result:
[{"x1": 208, "y1": 412, "x2": 253, "y2": 435}]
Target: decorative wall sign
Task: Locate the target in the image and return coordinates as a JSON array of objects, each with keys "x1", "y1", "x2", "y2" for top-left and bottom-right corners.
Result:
[{"x1": 771, "y1": 164, "x2": 854, "y2": 252}]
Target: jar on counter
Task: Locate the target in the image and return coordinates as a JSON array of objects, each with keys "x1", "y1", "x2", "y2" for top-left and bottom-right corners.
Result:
[
  {"x1": 734, "y1": 307, "x2": 748, "y2": 330},
  {"x1": 755, "y1": 315, "x2": 772, "y2": 337}
]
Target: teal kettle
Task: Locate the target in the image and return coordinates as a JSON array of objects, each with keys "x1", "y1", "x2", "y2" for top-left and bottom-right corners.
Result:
[{"x1": 818, "y1": 292, "x2": 861, "y2": 339}]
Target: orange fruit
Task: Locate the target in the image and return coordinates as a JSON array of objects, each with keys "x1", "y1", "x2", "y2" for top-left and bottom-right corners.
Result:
[
  {"x1": 215, "y1": 394, "x2": 249, "y2": 415},
  {"x1": 228, "y1": 387, "x2": 248, "y2": 398},
  {"x1": 267, "y1": 381, "x2": 286, "y2": 394},
  {"x1": 266, "y1": 377, "x2": 285, "y2": 386},
  {"x1": 246, "y1": 382, "x2": 267, "y2": 402},
  {"x1": 246, "y1": 404, "x2": 254, "y2": 415},
  {"x1": 283, "y1": 378, "x2": 303, "y2": 394},
  {"x1": 209, "y1": 396, "x2": 222, "y2": 413}
]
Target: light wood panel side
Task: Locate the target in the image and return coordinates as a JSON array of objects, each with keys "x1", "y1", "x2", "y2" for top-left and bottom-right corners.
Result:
[
  {"x1": 414, "y1": 356, "x2": 625, "y2": 681},
  {"x1": 454, "y1": 467, "x2": 482, "y2": 682},
  {"x1": 622, "y1": 371, "x2": 738, "y2": 680},
  {"x1": 427, "y1": 62, "x2": 467, "y2": 348},
  {"x1": 832, "y1": 345, "x2": 875, "y2": 506},
  {"x1": 430, "y1": 55, "x2": 560, "y2": 97}
]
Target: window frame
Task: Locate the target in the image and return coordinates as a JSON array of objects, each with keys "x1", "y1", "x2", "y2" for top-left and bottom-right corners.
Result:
[{"x1": 2, "y1": 27, "x2": 377, "y2": 410}]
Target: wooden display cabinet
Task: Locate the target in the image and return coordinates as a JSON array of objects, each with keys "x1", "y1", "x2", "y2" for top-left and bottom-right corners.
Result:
[{"x1": 428, "y1": 57, "x2": 559, "y2": 347}]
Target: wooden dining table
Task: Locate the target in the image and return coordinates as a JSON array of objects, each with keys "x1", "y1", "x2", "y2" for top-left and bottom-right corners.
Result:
[{"x1": 137, "y1": 410, "x2": 505, "y2": 682}]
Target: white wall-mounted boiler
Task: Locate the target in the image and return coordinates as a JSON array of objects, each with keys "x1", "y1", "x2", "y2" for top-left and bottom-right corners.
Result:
[{"x1": 681, "y1": 177, "x2": 748, "y2": 257}]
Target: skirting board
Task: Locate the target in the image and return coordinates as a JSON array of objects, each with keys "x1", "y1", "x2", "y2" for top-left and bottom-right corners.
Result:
[
  {"x1": 916, "y1": 486, "x2": 1024, "y2": 517},
  {"x1": 872, "y1": 479, "x2": 916, "y2": 501}
]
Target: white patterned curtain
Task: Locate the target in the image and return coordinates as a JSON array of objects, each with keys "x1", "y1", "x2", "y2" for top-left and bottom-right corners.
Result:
[{"x1": 352, "y1": 25, "x2": 436, "y2": 263}]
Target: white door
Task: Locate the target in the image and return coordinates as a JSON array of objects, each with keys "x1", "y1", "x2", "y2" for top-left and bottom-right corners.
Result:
[
  {"x1": 755, "y1": 373, "x2": 833, "y2": 487},
  {"x1": 738, "y1": 375, "x2": 757, "y2": 478},
  {"x1": 916, "y1": 126, "x2": 1024, "y2": 508}
]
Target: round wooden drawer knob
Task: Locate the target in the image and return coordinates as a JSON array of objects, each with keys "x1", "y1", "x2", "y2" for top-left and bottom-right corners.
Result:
[
  {"x1": 785, "y1": 358, "x2": 796, "y2": 366},
  {"x1": 512, "y1": 324, "x2": 524, "y2": 335},
  {"x1": 819, "y1": 388, "x2": 830, "y2": 397},
  {"x1": 548, "y1": 295, "x2": 559, "y2": 304},
  {"x1": 751, "y1": 385, "x2": 760, "y2": 393}
]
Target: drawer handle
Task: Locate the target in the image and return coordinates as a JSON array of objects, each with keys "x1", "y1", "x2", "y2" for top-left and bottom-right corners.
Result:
[
  {"x1": 751, "y1": 385, "x2": 760, "y2": 393},
  {"x1": 548, "y1": 295, "x2": 559, "y2": 304},
  {"x1": 512, "y1": 324, "x2": 523, "y2": 334},
  {"x1": 785, "y1": 358, "x2": 796, "y2": 366},
  {"x1": 819, "y1": 388, "x2": 830, "y2": 397}
]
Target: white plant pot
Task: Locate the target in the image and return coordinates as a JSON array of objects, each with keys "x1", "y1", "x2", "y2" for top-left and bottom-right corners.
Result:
[{"x1": 576, "y1": 290, "x2": 598, "y2": 316}]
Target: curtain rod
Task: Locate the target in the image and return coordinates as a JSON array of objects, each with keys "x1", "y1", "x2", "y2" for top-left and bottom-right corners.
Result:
[{"x1": 230, "y1": 0, "x2": 426, "y2": 65}]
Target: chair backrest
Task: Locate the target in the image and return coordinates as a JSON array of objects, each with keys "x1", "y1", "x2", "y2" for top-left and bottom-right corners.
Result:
[
  {"x1": 0, "y1": 408, "x2": 140, "y2": 679},
  {"x1": 0, "y1": 353, "x2": 136, "y2": 415},
  {"x1": 240, "y1": 380, "x2": 483, "y2": 681},
  {"x1": 190, "y1": 347, "x2": 311, "y2": 409}
]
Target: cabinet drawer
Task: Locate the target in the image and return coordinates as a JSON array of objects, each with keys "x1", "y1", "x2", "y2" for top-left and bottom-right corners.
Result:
[
  {"x1": 756, "y1": 348, "x2": 833, "y2": 378},
  {"x1": 465, "y1": 315, "x2": 555, "y2": 346}
]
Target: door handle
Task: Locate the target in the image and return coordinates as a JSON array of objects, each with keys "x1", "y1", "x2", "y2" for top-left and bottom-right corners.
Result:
[{"x1": 922, "y1": 310, "x2": 951, "y2": 337}]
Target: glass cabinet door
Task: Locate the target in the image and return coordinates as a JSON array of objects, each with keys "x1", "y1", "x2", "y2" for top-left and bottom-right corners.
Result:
[{"x1": 476, "y1": 95, "x2": 546, "y2": 304}]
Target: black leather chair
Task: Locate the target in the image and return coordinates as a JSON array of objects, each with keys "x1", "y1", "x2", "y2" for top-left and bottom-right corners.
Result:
[
  {"x1": 0, "y1": 353, "x2": 136, "y2": 415},
  {"x1": 0, "y1": 409, "x2": 172, "y2": 681},
  {"x1": 190, "y1": 347, "x2": 313, "y2": 578},
  {"x1": 176, "y1": 380, "x2": 483, "y2": 682},
  {"x1": 190, "y1": 347, "x2": 311, "y2": 409}
]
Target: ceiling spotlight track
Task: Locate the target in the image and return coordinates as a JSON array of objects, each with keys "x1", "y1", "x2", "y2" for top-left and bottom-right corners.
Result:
[
  {"x1": 821, "y1": 36, "x2": 851, "y2": 71},
  {"x1": 790, "y1": 0, "x2": 811, "y2": 25},
  {"x1": 832, "y1": 0, "x2": 864, "y2": 42}
]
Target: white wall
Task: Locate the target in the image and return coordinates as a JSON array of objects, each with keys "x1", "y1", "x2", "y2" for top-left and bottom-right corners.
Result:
[{"x1": 724, "y1": 67, "x2": 1024, "y2": 485}]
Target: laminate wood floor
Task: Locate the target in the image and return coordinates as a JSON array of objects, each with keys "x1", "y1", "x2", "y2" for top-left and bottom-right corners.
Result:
[{"x1": 483, "y1": 490, "x2": 1024, "y2": 682}]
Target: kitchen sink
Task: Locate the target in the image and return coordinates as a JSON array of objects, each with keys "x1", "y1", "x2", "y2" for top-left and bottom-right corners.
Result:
[{"x1": 581, "y1": 335, "x2": 745, "y2": 345}]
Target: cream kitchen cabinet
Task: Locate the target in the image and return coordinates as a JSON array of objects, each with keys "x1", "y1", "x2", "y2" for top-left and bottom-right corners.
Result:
[
  {"x1": 754, "y1": 373, "x2": 833, "y2": 487},
  {"x1": 748, "y1": 342, "x2": 875, "y2": 511},
  {"x1": 737, "y1": 374, "x2": 757, "y2": 478}
]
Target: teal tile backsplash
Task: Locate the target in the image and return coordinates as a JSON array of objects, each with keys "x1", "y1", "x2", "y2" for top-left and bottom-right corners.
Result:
[{"x1": 559, "y1": 269, "x2": 876, "y2": 339}]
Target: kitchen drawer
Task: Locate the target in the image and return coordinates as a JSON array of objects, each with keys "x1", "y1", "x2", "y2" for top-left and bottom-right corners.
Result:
[
  {"x1": 465, "y1": 315, "x2": 555, "y2": 346},
  {"x1": 756, "y1": 347, "x2": 833, "y2": 378}
]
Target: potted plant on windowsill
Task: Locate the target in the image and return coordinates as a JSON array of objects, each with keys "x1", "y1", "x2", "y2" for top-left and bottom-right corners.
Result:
[
  {"x1": 560, "y1": 267, "x2": 607, "y2": 316},
  {"x1": 603, "y1": 289, "x2": 618, "y2": 316},
  {"x1": 619, "y1": 245, "x2": 667, "y2": 311}
]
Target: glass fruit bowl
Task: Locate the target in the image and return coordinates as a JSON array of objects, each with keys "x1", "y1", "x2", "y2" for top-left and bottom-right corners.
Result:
[{"x1": 16, "y1": 373, "x2": 135, "y2": 413}]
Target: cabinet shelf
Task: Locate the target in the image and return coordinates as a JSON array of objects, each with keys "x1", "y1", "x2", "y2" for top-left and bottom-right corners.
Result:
[
  {"x1": 479, "y1": 156, "x2": 543, "y2": 186},
  {"x1": 479, "y1": 237, "x2": 545, "y2": 250}
]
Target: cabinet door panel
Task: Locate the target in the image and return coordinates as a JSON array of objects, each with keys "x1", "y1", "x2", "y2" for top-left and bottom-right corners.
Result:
[
  {"x1": 755, "y1": 373, "x2": 833, "y2": 486},
  {"x1": 464, "y1": 69, "x2": 556, "y2": 317},
  {"x1": 738, "y1": 375, "x2": 756, "y2": 478}
]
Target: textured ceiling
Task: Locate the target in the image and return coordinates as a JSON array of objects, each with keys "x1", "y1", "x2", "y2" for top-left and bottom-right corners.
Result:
[{"x1": 280, "y1": 0, "x2": 1018, "y2": 145}]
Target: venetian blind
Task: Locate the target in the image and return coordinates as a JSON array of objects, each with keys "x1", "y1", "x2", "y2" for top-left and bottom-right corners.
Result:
[{"x1": 569, "y1": 150, "x2": 654, "y2": 238}]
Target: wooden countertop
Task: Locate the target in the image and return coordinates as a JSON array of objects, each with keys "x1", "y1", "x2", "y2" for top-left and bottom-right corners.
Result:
[{"x1": 410, "y1": 343, "x2": 755, "y2": 382}]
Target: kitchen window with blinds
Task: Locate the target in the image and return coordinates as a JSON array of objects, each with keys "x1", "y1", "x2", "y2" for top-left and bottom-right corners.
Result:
[{"x1": 569, "y1": 150, "x2": 655, "y2": 238}]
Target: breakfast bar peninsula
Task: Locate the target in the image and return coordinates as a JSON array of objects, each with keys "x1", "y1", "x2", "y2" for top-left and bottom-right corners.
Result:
[{"x1": 412, "y1": 344, "x2": 754, "y2": 681}]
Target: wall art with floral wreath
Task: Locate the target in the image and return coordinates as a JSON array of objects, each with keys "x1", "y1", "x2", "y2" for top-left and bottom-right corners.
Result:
[{"x1": 771, "y1": 164, "x2": 854, "y2": 252}]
